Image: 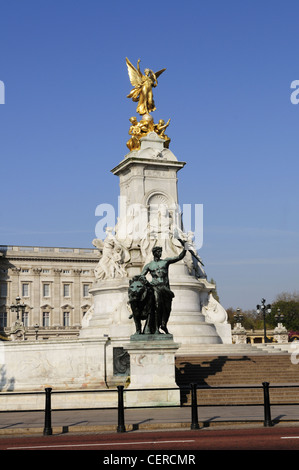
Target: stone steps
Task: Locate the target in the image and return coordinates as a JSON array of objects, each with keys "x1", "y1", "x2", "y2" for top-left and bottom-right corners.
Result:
[
  {"x1": 188, "y1": 389, "x2": 298, "y2": 405},
  {"x1": 175, "y1": 347, "x2": 299, "y2": 405},
  {"x1": 176, "y1": 343, "x2": 291, "y2": 356}
]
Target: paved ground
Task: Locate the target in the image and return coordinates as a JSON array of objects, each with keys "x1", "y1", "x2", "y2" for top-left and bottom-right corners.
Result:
[{"x1": 0, "y1": 404, "x2": 299, "y2": 436}]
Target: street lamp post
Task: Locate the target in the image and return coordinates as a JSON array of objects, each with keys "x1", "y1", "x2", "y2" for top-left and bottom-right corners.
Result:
[
  {"x1": 273, "y1": 308, "x2": 288, "y2": 343},
  {"x1": 234, "y1": 308, "x2": 243, "y2": 325},
  {"x1": 232, "y1": 308, "x2": 247, "y2": 344},
  {"x1": 256, "y1": 298, "x2": 272, "y2": 343},
  {"x1": 10, "y1": 296, "x2": 26, "y2": 323},
  {"x1": 275, "y1": 308, "x2": 284, "y2": 326},
  {"x1": 34, "y1": 323, "x2": 39, "y2": 341},
  {"x1": 10, "y1": 296, "x2": 27, "y2": 341}
]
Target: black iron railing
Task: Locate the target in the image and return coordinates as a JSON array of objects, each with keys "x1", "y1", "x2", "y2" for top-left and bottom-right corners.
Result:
[{"x1": 1, "y1": 382, "x2": 299, "y2": 435}]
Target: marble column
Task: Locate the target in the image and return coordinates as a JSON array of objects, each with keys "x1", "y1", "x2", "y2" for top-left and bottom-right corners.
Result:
[
  {"x1": 53, "y1": 269, "x2": 62, "y2": 326},
  {"x1": 73, "y1": 269, "x2": 82, "y2": 326},
  {"x1": 32, "y1": 268, "x2": 42, "y2": 326}
]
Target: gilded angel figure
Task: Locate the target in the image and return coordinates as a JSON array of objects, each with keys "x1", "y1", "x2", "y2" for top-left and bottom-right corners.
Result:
[{"x1": 126, "y1": 57, "x2": 166, "y2": 116}]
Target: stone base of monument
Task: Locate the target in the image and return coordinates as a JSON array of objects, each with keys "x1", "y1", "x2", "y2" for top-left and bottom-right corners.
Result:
[{"x1": 124, "y1": 334, "x2": 181, "y2": 407}]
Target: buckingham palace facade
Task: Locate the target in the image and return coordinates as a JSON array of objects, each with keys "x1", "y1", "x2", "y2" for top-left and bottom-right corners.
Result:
[{"x1": 0, "y1": 245, "x2": 99, "y2": 340}]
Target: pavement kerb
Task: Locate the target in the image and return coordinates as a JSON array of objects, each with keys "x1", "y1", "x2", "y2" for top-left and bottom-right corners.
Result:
[{"x1": 1, "y1": 419, "x2": 299, "y2": 437}]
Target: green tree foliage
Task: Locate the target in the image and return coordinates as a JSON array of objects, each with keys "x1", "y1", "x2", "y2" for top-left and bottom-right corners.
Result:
[
  {"x1": 226, "y1": 307, "x2": 261, "y2": 330},
  {"x1": 269, "y1": 291, "x2": 299, "y2": 332},
  {"x1": 227, "y1": 291, "x2": 299, "y2": 333}
]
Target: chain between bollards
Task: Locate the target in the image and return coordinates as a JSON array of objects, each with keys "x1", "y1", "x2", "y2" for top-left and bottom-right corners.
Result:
[
  {"x1": 262, "y1": 381, "x2": 273, "y2": 427},
  {"x1": 117, "y1": 385, "x2": 126, "y2": 433},
  {"x1": 43, "y1": 387, "x2": 53, "y2": 436},
  {"x1": 190, "y1": 383, "x2": 200, "y2": 429}
]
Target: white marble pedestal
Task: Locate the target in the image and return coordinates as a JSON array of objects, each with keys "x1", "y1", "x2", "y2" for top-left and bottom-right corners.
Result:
[{"x1": 124, "y1": 335, "x2": 181, "y2": 407}]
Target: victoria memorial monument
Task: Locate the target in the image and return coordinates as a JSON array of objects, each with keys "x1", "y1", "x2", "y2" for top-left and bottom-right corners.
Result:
[{"x1": 0, "y1": 58, "x2": 232, "y2": 409}]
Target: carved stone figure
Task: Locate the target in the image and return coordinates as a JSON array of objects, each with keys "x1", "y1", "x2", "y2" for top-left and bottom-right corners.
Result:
[
  {"x1": 139, "y1": 211, "x2": 183, "y2": 265},
  {"x1": 93, "y1": 227, "x2": 130, "y2": 280},
  {"x1": 10, "y1": 320, "x2": 26, "y2": 341},
  {"x1": 202, "y1": 291, "x2": 228, "y2": 324},
  {"x1": 184, "y1": 231, "x2": 207, "y2": 279}
]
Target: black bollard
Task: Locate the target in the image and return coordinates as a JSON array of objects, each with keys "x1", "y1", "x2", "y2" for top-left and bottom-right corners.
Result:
[
  {"x1": 117, "y1": 385, "x2": 126, "y2": 433},
  {"x1": 43, "y1": 387, "x2": 53, "y2": 435},
  {"x1": 190, "y1": 383, "x2": 200, "y2": 430},
  {"x1": 262, "y1": 382, "x2": 273, "y2": 427}
]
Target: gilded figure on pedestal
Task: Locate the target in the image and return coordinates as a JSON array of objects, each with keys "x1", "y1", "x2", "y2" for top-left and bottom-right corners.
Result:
[
  {"x1": 126, "y1": 57, "x2": 166, "y2": 116},
  {"x1": 125, "y1": 57, "x2": 171, "y2": 151}
]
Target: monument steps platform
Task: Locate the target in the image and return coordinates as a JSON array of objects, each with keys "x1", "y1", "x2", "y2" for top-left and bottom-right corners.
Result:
[
  {"x1": 175, "y1": 347, "x2": 299, "y2": 405},
  {"x1": 176, "y1": 343, "x2": 291, "y2": 356}
]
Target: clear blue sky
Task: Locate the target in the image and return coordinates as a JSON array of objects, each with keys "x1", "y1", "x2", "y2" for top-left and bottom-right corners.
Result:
[{"x1": 0, "y1": 0, "x2": 298, "y2": 310}]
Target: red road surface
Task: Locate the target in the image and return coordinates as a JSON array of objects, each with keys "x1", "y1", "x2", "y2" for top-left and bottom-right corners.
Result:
[{"x1": 1, "y1": 427, "x2": 299, "y2": 451}]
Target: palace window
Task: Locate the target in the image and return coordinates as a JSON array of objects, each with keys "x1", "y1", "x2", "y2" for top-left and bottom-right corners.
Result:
[
  {"x1": 63, "y1": 311, "x2": 70, "y2": 327},
  {"x1": 63, "y1": 284, "x2": 70, "y2": 297},
  {"x1": 0, "y1": 311, "x2": 7, "y2": 327},
  {"x1": 83, "y1": 284, "x2": 89, "y2": 297},
  {"x1": 22, "y1": 283, "x2": 29, "y2": 297},
  {"x1": 42, "y1": 311, "x2": 50, "y2": 327},
  {"x1": 22, "y1": 311, "x2": 29, "y2": 326},
  {"x1": 0, "y1": 283, "x2": 7, "y2": 298},
  {"x1": 43, "y1": 283, "x2": 50, "y2": 297}
]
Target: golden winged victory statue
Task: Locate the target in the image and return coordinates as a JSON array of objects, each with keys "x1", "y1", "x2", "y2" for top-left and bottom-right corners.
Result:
[
  {"x1": 126, "y1": 58, "x2": 170, "y2": 150},
  {"x1": 126, "y1": 57, "x2": 166, "y2": 116}
]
